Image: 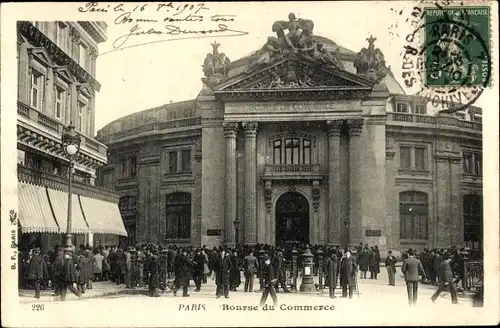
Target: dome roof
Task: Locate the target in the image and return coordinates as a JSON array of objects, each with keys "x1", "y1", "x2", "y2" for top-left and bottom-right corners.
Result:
[{"x1": 96, "y1": 99, "x2": 198, "y2": 140}]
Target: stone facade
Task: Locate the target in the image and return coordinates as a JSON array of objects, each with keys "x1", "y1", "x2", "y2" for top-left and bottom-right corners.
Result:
[{"x1": 97, "y1": 28, "x2": 483, "y2": 256}]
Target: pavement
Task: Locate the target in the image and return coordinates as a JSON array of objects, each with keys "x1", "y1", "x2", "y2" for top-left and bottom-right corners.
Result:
[{"x1": 18, "y1": 270, "x2": 475, "y2": 304}]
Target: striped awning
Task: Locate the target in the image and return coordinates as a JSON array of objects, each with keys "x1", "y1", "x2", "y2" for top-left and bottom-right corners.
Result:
[
  {"x1": 46, "y1": 188, "x2": 89, "y2": 234},
  {"x1": 79, "y1": 196, "x2": 128, "y2": 236},
  {"x1": 18, "y1": 182, "x2": 60, "y2": 233}
]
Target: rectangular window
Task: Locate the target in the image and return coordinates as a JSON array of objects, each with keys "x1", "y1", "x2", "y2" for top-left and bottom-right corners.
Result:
[
  {"x1": 273, "y1": 140, "x2": 282, "y2": 165},
  {"x1": 284, "y1": 138, "x2": 300, "y2": 164},
  {"x1": 414, "y1": 147, "x2": 426, "y2": 170},
  {"x1": 303, "y1": 139, "x2": 311, "y2": 165},
  {"x1": 130, "y1": 157, "x2": 137, "y2": 177},
  {"x1": 30, "y1": 71, "x2": 44, "y2": 109},
  {"x1": 79, "y1": 43, "x2": 88, "y2": 70},
  {"x1": 463, "y1": 152, "x2": 474, "y2": 174},
  {"x1": 473, "y1": 153, "x2": 482, "y2": 175},
  {"x1": 54, "y1": 87, "x2": 65, "y2": 120},
  {"x1": 77, "y1": 101, "x2": 86, "y2": 132},
  {"x1": 120, "y1": 160, "x2": 127, "y2": 178},
  {"x1": 168, "y1": 151, "x2": 178, "y2": 173},
  {"x1": 17, "y1": 149, "x2": 26, "y2": 165},
  {"x1": 414, "y1": 104, "x2": 426, "y2": 114},
  {"x1": 396, "y1": 103, "x2": 409, "y2": 113},
  {"x1": 181, "y1": 150, "x2": 191, "y2": 172},
  {"x1": 400, "y1": 146, "x2": 411, "y2": 169},
  {"x1": 55, "y1": 22, "x2": 68, "y2": 52},
  {"x1": 86, "y1": 107, "x2": 92, "y2": 136}
]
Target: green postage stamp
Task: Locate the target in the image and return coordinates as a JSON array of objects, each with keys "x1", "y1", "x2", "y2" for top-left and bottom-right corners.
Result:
[{"x1": 424, "y1": 6, "x2": 491, "y2": 88}]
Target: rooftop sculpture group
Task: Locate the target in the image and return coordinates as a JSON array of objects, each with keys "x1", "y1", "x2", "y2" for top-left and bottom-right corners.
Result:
[
  {"x1": 245, "y1": 13, "x2": 341, "y2": 73},
  {"x1": 201, "y1": 41, "x2": 231, "y2": 87},
  {"x1": 353, "y1": 35, "x2": 388, "y2": 82}
]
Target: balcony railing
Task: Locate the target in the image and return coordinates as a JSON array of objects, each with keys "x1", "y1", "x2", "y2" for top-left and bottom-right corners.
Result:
[
  {"x1": 388, "y1": 113, "x2": 482, "y2": 131},
  {"x1": 17, "y1": 164, "x2": 119, "y2": 203},
  {"x1": 17, "y1": 100, "x2": 107, "y2": 160},
  {"x1": 99, "y1": 117, "x2": 202, "y2": 143},
  {"x1": 263, "y1": 164, "x2": 323, "y2": 179}
]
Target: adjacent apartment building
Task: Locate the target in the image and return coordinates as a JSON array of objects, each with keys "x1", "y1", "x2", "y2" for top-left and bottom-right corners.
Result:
[{"x1": 16, "y1": 21, "x2": 127, "y2": 251}]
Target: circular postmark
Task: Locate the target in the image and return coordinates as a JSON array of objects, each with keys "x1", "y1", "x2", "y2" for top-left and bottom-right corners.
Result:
[{"x1": 401, "y1": 5, "x2": 491, "y2": 111}]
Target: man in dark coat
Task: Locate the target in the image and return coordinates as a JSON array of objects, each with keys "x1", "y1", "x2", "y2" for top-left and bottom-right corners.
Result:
[
  {"x1": 76, "y1": 251, "x2": 91, "y2": 294},
  {"x1": 359, "y1": 246, "x2": 370, "y2": 279},
  {"x1": 243, "y1": 250, "x2": 259, "y2": 292},
  {"x1": 385, "y1": 250, "x2": 397, "y2": 286},
  {"x1": 52, "y1": 247, "x2": 65, "y2": 297},
  {"x1": 431, "y1": 255, "x2": 458, "y2": 304},
  {"x1": 402, "y1": 250, "x2": 427, "y2": 306},
  {"x1": 340, "y1": 250, "x2": 358, "y2": 299},
  {"x1": 369, "y1": 246, "x2": 381, "y2": 279},
  {"x1": 148, "y1": 250, "x2": 161, "y2": 297},
  {"x1": 159, "y1": 249, "x2": 168, "y2": 291},
  {"x1": 27, "y1": 248, "x2": 49, "y2": 299},
  {"x1": 59, "y1": 248, "x2": 82, "y2": 301},
  {"x1": 259, "y1": 254, "x2": 278, "y2": 306},
  {"x1": 273, "y1": 250, "x2": 290, "y2": 293},
  {"x1": 174, "y1": 250, "x2": 192, "y2": 297},
  {"x1": 193, "y1": 249, "x2": 206, "y2": 292},
  {"x1": 230, "y1": 251, "x2": 241, "y2": 291},
  {"x1": 214, "y1": 249, "x2": 233, "y2": 299},
  {"x1": 325, "y1": 250, "x2": 338, "y2": 299}
]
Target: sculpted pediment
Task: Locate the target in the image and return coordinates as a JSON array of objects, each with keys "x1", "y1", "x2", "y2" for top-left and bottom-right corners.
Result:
[
  {"x1": 214, "y1": 55, "x2": 374, "y2": 101},
  {"x1": 28, "y1": 47, "x2": 55, "y2": 67},
  {"x1": 53, "y1": 66, "x2": 76, "y2": 84}
]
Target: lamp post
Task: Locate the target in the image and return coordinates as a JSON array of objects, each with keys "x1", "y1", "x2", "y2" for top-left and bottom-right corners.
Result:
[
  {"x1": 233, "y1": 218, "x2": 240, "y2": 246},
  {"x1": 344, "y1": 219, "x2": 351, "y2": 251},
  {"x1": 61, "y1": 123, "x2": 81, "y2": 249},
  {"x1": 317, "y1": 248, "x2": 324, "y2": 290}
]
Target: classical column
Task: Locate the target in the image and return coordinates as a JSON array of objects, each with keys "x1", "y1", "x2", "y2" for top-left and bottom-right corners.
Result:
[
  {"x1": 327, "y1": 120, "x2": 343, "y2": 244},
  {"x1": 223, "y1": 122, "x2": 238, "y2": 245},
  {"x1": 242, "y1": 122, "x2": 258, "y2": 245},
  {"x1": 347, "y1": 119, "x2": 364, "y2": 246}
]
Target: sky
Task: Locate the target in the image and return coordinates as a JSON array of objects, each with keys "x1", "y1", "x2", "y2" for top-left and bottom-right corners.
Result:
[{"x1": 92, "y1": 0, "x2": 495, "y2": 131}]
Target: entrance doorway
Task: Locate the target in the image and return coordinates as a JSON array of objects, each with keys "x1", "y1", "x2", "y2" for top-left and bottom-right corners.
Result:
[{"x1": 275, "y1": 191, "x2": 310, "y2": 246}]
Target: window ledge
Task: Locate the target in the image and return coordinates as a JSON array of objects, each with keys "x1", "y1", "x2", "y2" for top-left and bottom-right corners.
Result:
[
  {"x1": 164, "y1": 171, "x2": 193, "y2": 177},
  {"x1": 462, "y1": 173, "x2": 482, "y2": 179},
  {"x1": 398, "y1": 169, "x2": 430, "y2": 176},
  {"x1": 400, "y1": 239, "x2": 428, "y2": 245},
  {"x1": 118, "y1": 177, "x2": 137, "y2": 183}
]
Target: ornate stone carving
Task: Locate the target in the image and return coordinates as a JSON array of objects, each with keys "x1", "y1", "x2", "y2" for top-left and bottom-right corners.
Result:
[
  {"x1": 222, "y1": 122, "x2": 239, "y2": 138},
  {"x1": 201, "y1": 41, "x2": 231, "y2": 87},
  {"x1": 244, "y1": 13, "x2": 340, "y2": 74},
  {"x1": 312, "y1": 180, "x2": 320, "y2": 212},
  {"x1": 347, "y1": 119, "x2": 364, "y2": 136},
  {"x1": 89, "y1": 46, "x2": 99, "y2": 60},
  {"x1": 242, "y1": 122, "x2": 258, "y2": 137},
  {"x1": 354, "y1": 35, "x2": 388, "y2": 82},
  {"x1": 327, "y1": 120, "x2": 344, "y2": 137},
  {"x1": 264, "y1": 180, "x2": 272, "y2": 213},
  {"x1": 70, "y1": 27, "x2": 81, "y2": 44}
]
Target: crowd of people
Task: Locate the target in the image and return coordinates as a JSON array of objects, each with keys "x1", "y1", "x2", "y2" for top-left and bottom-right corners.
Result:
[{"x1": 19, "y1": 242, "x2": 480, "y2": 305}]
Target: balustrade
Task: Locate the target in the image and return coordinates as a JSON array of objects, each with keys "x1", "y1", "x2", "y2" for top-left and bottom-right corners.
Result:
[{"x1": 387, "y1": 112, "x2": 482, "y2": 131}]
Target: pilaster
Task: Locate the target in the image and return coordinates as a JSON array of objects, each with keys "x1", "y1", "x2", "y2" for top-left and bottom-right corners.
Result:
[
  {"x1": 347, "y1": 119, "x2": 364, "y2": 245},
  {"x1": 327, "y1": 120, "x2": 343, "y2": 244},
  {"x1": 243, "y1": 122, "x2": 258, "y2": 245},
  {"x1": 223, "y1": 122, "x2": 238, "y2": 245}
]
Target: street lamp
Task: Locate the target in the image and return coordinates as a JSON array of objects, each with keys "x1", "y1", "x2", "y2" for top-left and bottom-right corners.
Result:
[
  {"x1": 344, "y1": 218, "x2": 351, "y2": 252},
  {"x1": 61, "y1": 123, "x2": 81, "y2": 249},
  {"x1": 233, "y1": 218, "x2": 240, "y2": 246}
]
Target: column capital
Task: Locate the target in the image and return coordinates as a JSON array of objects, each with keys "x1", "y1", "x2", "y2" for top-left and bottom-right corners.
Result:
[
  {"x1": 242, "y1": 122, "x2": 258, "y2": 137},
  {"x1": 347, "y1": 119, "x2": 364, "y2": 136},
  {"x1": 223, "y1": 122, "x2": 239, "y2": 138},
  {"x1": 327, "y1": 120, "x2": 344, "y2": 137}
]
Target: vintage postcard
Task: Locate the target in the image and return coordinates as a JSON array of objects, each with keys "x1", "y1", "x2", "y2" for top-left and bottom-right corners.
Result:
[{"x1": 1, "y1": 1, "x2": 499, "y2": 327}]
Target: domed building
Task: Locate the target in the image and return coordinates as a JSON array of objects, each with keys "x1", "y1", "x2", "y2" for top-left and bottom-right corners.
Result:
[{"x1": 97, "y1": 15, "x2": 483, "y2": 255}]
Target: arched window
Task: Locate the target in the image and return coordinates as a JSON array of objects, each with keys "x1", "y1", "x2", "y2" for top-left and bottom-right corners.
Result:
[
  {"x1": 166, "y1": 192, "x2": 191, "y2": 240},
  {"x1": 273, "y1": 140, "x2": 282, "y2": 165},
  {"x1": 399, "y1": 191, "x2": 428, "y2": 240},
  {"x1": 463, "y1": 194, "x2": 482, "y2": 250}
]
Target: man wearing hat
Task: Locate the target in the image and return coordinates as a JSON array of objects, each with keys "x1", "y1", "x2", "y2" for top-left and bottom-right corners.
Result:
[
  {"x1": 401, "y1": 249, "x2": 426, "y2": 306},
  {"x1": 325, "y1": 250, "x2": 339, "y2": 299},
  {"x1": 259, "y1": 254, "x2": 278, "y2": 307},
  {"x1": 59, "y1": 246, "x2": 82, "y2": 301},
  {"x1": 214, "y1": 248, "x2": 233, "y2": 299},
  {"x1": 339, "y1": 250, "x2": 358, "y2": 299},
  {"x1": 27, "y1": 247, "x2": 49, "y2": 299},
  {"x1": 385, "y1": 250, "x2": 397, "y2": 286},
  {"x1": 148, "y1": 248, "x2": 161, "y2": 297},
  {"x1": 243, "y1": 250, "x2": 259, "y2": 292},
  {"x1": 431, "y1": 254, "x2": 458, "y2": 304}
]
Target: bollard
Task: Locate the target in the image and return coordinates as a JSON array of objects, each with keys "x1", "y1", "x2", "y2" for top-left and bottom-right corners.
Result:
[
  {"x1": 292, "y1": 248, "x2": 298, "y2": 292},
  {"x1": 317, "y1": 248, "x2": 324, "y2": 290}
]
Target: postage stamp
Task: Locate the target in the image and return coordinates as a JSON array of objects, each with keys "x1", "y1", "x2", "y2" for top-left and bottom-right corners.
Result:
[
  {"x1": 423, "y1": 6, "x2": 491, "y2": 88},
  {"x1": 1, "y1": 1, "x2": 499, "y2": 327}
]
